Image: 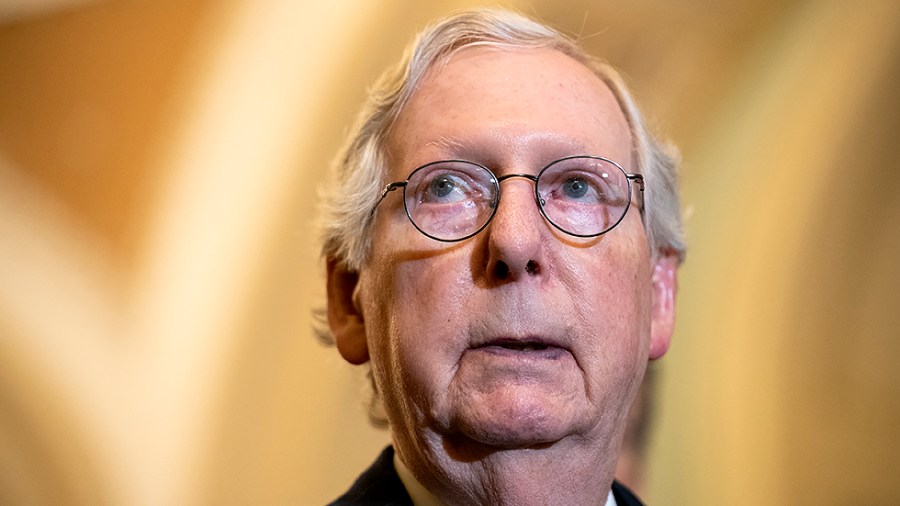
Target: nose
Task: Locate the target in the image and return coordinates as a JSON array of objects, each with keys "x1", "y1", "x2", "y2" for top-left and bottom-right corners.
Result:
[{"x1": 484, "y1": 177, "x2": 545, "y2": 281}]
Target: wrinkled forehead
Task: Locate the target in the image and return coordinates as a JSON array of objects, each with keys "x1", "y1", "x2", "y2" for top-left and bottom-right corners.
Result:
[{"x1": 386, "y1": 46, "x2": 633, "y2": 176}]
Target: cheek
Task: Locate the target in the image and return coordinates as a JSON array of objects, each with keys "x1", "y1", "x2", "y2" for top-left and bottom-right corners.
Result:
[
  {"x1": 578, "y1": 262, "x2": 651, "y2": 427},
  {"x1": 566, "y1": 233, "x2": 653, "y2": 361},
  {"x1": 363, "y1": 253, "x2": 471, "y2": 411},
  {"x1": 390, "y1": 256, "x2": 471, "y2": 363}
]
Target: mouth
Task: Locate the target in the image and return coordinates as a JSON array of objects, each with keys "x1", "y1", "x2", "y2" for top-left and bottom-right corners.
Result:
[
  {"x1": 472, "y1": 338, "x2": 569, "y2": 358},
  {"x1": 489, "y1": 340, "x2": 550, "y2": 352}
]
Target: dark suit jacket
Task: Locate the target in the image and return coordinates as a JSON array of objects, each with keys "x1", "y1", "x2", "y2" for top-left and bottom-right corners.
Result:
[{"x1": 329, "y1": 446, "x2": 645, "y2": 505}]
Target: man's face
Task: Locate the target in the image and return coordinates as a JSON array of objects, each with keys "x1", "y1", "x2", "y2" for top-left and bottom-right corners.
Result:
[{"x1": 330, "y1": 47, "x2": 676, "y2": 455}]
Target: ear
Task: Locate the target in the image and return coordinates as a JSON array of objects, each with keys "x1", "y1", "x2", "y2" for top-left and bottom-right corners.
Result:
[
  {"x1": 326, "y1": 258, "x2": 370, "y2": 364},
  {"x1": 648, "y1": 252, "x2": 679, "y2": 360}
]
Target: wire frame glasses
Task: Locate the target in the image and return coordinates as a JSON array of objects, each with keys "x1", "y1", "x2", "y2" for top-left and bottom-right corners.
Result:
[{"x1": 376, "y1": 155, "x2": 644, "y2": 242}]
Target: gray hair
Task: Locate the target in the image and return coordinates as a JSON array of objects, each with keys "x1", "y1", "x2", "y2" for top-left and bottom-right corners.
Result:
[
  {"x1": 317, "y1": 9, "x2": 686, "y2": 425},
  {"x1": 320, "y1": 8, "x2": 685, "y2": 272}
]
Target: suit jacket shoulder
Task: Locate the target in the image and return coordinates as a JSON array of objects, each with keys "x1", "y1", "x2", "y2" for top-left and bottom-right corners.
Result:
[
  {"x1": 328, "y1": 446, "x2": 412, "y2": 506},
  {"x1": 612, "y1": 480, "x2": 646, "y2": 506}
]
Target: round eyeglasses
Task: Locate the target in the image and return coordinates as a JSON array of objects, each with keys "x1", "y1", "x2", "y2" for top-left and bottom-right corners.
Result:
[{"x1": 375, "y1": 155, "x2": 644, "y2": 242}]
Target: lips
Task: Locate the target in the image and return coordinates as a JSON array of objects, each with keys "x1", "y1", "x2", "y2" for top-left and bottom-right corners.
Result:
[
  {"x1": 497, "y1": 342, "x2": 548, "y2": 352},
  {"x1": 481, "y1": 339, "x2": 550, "y2": 352},
  {"x1": 471, "y1": 337, "x2": 570, "y2": 357}
]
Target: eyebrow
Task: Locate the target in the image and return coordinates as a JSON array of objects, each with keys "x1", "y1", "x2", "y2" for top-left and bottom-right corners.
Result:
[
  {"x1": 422, "y1": 134, "x2": 596, "y2": 165},
  {"x1": 424, "y1": 136, "x2": 468, "y2": 154}
]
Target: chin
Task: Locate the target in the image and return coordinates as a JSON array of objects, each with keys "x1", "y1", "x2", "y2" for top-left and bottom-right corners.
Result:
[{"x1": 450, "y1": 396, "x2": 580, "y2": 449}]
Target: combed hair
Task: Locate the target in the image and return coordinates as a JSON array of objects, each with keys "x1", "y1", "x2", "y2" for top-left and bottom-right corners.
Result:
[{"x1": 316, "y1": 8, "x2": 686, "y2": 424}]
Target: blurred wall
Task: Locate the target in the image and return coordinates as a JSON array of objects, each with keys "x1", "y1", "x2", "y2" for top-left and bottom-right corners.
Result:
[{"x1": 0, "y1": 0, "x2": 898, "y2": 504}]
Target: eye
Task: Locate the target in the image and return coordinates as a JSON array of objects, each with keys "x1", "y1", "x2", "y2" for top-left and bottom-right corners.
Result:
[
  {"x1": 538, "y1": 158, "x2": 629, "y2": 208},
  {"x1": 422, "y1": 172, "x2": 466, "y2": 202},
  {"x1": 415, "y1": 170, "x2": 475, "y2": 204},
  {"x1": 562, "y1": 177, "x2": 590, "y2": 199},
  {"x1": 406, "y1": 161, "x2": 495, "y2": 210},
  {"x1": 429, "y1": 175, "x2": 457, "y2": 199},
  {"x1": 544, "y1": 171, "x2": 605, "y2": 204}
]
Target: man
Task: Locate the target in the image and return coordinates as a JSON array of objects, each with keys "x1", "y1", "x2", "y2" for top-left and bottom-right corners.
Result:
[{"x1": 320, "y1": 9, "x2": 685, "y2": 505}]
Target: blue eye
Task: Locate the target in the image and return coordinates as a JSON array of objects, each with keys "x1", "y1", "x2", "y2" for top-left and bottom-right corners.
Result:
[
  {"x1": 429, "y1": 175, "x2": 456, "y2": 198},
  {"x1": 562, "y1": 177, "x2": 589, "y2": 199}
]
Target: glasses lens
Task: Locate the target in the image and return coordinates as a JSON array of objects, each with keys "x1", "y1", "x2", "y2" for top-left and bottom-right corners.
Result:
[
  {"x1": 537, "y1": 157, "x2": 631, "y2": 236},
  {"x1": 404, "y1": 161, "x2": 498, "y2": 241}
]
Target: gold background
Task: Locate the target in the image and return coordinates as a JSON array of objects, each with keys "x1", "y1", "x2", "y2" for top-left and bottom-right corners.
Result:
[{"x1": 1, "y1": 0, "x2": 898, "y2": 504}]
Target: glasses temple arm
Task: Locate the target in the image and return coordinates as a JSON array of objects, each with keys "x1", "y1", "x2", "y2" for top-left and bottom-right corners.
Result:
[
  {"x1": 625, "y1": 173, "x2": 645, "y2": 214},
  {"x1": 371, "y1": 181, "x2": 408, "y2": 216}
]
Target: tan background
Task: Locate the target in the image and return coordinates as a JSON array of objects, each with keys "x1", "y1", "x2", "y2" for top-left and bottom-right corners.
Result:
[{"x1": 1, "y1": 0, "x2": 899, "y2": 504}]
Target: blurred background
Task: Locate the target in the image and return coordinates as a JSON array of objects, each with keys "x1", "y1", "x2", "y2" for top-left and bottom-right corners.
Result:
[{"x1": 1, "y1": 0, "x2": 898, "y2": 504}]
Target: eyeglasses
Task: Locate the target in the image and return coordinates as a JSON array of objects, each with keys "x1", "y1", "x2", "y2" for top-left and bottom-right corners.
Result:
[{"x1": 375, "y1": 155, "x2": 644, "y2": 242}]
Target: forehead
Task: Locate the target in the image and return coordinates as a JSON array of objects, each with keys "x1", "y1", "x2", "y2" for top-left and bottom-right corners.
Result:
[{"x1": 387, "y1": 46, "x2": 632, "y2": 174}]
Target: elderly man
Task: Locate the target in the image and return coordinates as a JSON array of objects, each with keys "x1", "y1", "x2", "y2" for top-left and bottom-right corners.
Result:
[{"x1": 320, "y1": 9, "x2": 685, "y2": 506}]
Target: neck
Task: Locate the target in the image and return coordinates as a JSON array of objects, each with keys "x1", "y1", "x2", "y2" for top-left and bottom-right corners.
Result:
[{"x1": 396, "y1": 434, "x2": 619, "y2": 506}]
